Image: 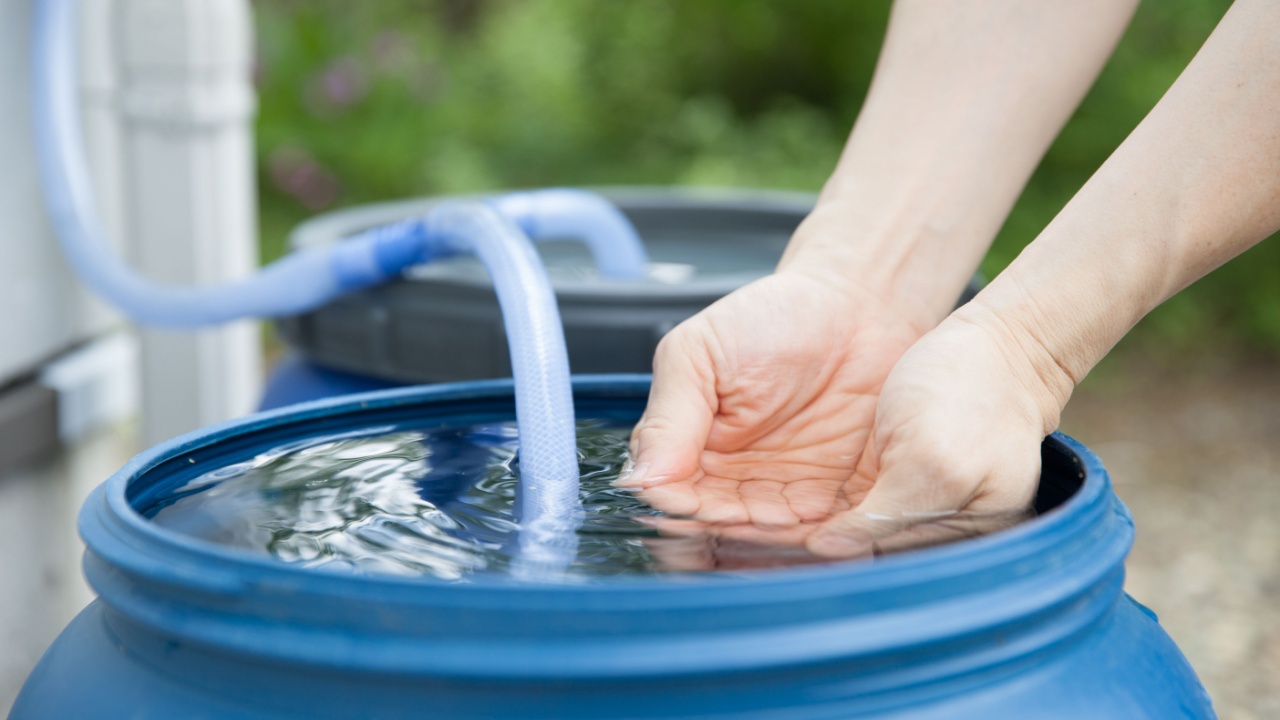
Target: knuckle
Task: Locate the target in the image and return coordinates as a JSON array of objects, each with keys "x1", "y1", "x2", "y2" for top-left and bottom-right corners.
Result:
[
  {"x1": 630, "y1": 415, "x2": 675, "y2": 445},
  {"x1": 653, "y1": 326, "x2": 694, "y2": 368}
]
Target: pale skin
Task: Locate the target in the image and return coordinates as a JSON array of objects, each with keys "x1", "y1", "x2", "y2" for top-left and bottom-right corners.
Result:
[{"x1": 620, "y1": 0, "x2": 1280, "y2": 561}]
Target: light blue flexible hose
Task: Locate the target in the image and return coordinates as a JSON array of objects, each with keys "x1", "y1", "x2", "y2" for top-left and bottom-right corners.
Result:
[
  {"x1": 30, "y1": 0, "x2": 647, "y2": 578},
  {"x1": 492, "y1": 189, "x2": 649, "y2": 281},
  {"x1": 427, "y1": 203, "x2": 582, "y2": 578}
]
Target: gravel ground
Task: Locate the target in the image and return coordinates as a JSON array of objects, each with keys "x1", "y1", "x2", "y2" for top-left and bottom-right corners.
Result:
[{"x1": 1060, "y1": 355, "x2": 1280, "y2": 719}]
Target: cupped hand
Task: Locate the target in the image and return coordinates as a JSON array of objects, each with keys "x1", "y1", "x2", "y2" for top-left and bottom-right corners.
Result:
[
  {"x1": 619, "y1": 268, "x2": 926, "y2": 545},
  {"x1": 803, "y1": 307, "x2": 1070, "y2": 557},
  {"x1": 622, "y1": 277, "x2": 1066, "y2": 561}
]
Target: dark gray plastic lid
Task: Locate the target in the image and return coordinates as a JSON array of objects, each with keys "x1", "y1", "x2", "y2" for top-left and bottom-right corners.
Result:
[{"x1": 275, "y1": 187, "x2": 976, "y2": 384}]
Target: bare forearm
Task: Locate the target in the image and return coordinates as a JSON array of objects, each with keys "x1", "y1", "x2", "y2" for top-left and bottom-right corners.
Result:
[
  {"x1": 968, "y1": 0, "x2": 1280, "y2": 417},
  {"x1": 782, "y1": 0, "x2": 1138, "y2": 331}
]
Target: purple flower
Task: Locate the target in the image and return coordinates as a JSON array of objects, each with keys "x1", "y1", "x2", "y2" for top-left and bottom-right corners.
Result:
[
  {"x1": 306, "y1": 56, "x2": 369, "y2": 113},
  {"x1": 268, "y1": 145, "x2": 342, "y2": 211}
]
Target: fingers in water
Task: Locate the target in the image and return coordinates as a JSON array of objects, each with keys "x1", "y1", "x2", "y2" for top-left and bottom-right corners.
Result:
[
  {"x1": 634, "y1": 481, "x2": 702, "y2": 517},
  {"x1": 692, "y1": 477, "x2": 752, "y2": 525},
  {"x1": 807, "y1": 526, "x2": 877, "y2": 559},
  {"x1": 629, "y1": 330, "x2": 718, "y2": 485},
  {"x1": 612, "y1": 457, "x2": 687, "y2": 489},
  {"x1": 740, "y1": 479, "x2": 801, "y2": 528},
  {"x1": 612, "y1": 459, "x2": 650, "y2": 488},
  {"x1": 644, "y1": 532, "x2": 717, "y2": 572},
  {"x1": 637, "y1": 503, "x2": 1035, "y2": 573},
  {"x1": 782, "y1": 478, "x2": 845, "y2": 522},
  {"x1": 641, "y1": 525, "x2": 835, "y2": 572},
  {"x1": 807, "y1": 504, "x2": 1037, "y2": 558}
]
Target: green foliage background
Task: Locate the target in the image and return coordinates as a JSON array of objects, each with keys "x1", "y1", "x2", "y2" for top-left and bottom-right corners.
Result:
[{"x1": 254, "y1": 0, "x2": 1280, "y2": 357}]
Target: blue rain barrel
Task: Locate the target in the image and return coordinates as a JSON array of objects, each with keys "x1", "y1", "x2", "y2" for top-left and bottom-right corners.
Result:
[
  {"x1": 12, "y1": 376, "x2": 1215, "y2": 719},
  {"x1": 259, "y1": 352, "x2": 400, "y2": 410}
]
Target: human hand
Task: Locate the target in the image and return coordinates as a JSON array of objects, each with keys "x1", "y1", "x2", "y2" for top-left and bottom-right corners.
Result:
[
  {"x1": 803, "y1": 305, "x2": 1071, "y2": 557},
  {"x1": 639, "y1": 519, "x2": 833, "y2": 572},
  {"x1": 618, "y1": 267, "x2": 927, "y2": 546}
]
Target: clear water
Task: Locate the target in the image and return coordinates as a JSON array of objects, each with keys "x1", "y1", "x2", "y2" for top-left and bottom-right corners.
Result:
[{"x1": 147, "y1": 420, "x2": 834, "y2": 581}]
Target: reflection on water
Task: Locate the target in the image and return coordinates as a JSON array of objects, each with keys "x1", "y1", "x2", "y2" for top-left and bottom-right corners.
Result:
[
  {"x1": 147, "y1": 420, "x2": 1027, "y2": 582},
  {"x1": 148, "y1": 421, "x2": 832, "y2": 580}
]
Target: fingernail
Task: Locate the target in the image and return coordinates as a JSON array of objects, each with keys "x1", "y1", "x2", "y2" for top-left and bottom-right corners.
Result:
[
  {"x1": 614, "y1": 462, "x2": 649, "y2": 488},
  {"x1": 809, "y1": 532, "x2": 871, "y2": 559},
  {"x1": 638, "y1": 472, "x2": 673, "y2": 488}
]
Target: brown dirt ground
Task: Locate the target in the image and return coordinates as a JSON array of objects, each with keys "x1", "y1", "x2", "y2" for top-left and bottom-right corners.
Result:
[{"x1": 1060, "y1": 354, "x2": 1280, "y2": 719}]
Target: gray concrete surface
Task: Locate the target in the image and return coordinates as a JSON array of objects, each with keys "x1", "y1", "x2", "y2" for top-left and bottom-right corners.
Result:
[{"x1": 0, "y1": 424, "x2": 134, "y2": 716}]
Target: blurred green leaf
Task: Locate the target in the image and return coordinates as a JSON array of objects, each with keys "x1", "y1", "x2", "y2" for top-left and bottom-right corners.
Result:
[{"x1": 252, "y1": 0, "x2": 1277, "y2": 356}]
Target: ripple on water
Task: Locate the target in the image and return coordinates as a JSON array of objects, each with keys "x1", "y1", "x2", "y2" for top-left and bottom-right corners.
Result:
[
  {"x1": 148, "y1": 419, "x2": 998, "y2": 582},
  {"x1": 148, "y1": 421, "x2": 703, "y2": 581}
]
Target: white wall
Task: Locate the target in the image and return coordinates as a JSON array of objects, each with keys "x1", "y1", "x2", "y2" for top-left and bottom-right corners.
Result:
[
  {"x1": 114, "y1": 0, "x2": 263, "y2": 446},
  {"x1": 0, "y1": 1, "x2": 115, "y2": 381},
  {"x1": 0, "y1": 2, "x2": 125, "y2": 712},
  {"x1": 0, "y1": 0, "x2": 261, "y2": 713}
]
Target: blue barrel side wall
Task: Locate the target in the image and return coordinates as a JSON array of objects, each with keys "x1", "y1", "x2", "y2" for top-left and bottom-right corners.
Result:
[
  {"x1": 259, "y1": 353, "x2": 400, "y2": 411},
  {"x1": 13, "y1": 594, "x2": 1211, "y2": 719},
  {"x1": 12, "y1": 378, "x2": 1215, "y2": 719}
]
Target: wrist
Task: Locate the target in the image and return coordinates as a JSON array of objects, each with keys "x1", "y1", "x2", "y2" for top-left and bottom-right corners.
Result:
[
  {"x1": 949, "y1": 216, "x2": 1160, "y2": 431},
  {"x1": 945, "y1": 298, "x2": 1077, "y2": 434},
  {"x1": 962, "y1": 177, "x2": 1174, "y2": 396},
  {"x1": 777, "y1": 195, "x2": 983, "y2": 335}
]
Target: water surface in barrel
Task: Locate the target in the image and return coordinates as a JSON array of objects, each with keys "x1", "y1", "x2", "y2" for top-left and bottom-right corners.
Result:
[{"x1": 146, "y1": 419, "x2": 1029, "y2": 581}]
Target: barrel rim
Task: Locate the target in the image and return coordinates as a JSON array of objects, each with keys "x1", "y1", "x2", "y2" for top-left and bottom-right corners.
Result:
[
  {"x1": 78, "y1": 376, "x2": 1132, "y2": 681},
  {"x1": 85, "y1": 375, "x2": 1112, "y2": 588}
]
